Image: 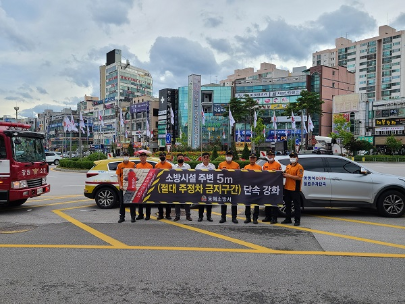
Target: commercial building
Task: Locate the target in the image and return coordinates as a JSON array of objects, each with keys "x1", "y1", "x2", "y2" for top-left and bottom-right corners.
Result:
[
  {"x1": 313, "y1": 25, "x2": 405, "y2": 103},
  {"x1": 129, "y1": 96, "x2": 159, "y2": 151},
  {"x1": 97, "y1": 49, "x2": 153, "y2": 153}
]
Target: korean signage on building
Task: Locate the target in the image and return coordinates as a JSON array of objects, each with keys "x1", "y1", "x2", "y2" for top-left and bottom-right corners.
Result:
[
  {"x1": 188, "y1": 75, "x2": 202, "y2": 149},
  {"x1": 130, "y1": 102, "x2": 149, "y2": 114},
  {"x1": 235, "y1": 90, "x2": 302, "y2": 99},
  {"x1": 122, "y1": 169, "x2": 283, "y2": 206}
]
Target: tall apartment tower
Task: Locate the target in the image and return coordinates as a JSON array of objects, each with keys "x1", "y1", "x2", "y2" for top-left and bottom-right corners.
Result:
[{"x1": 312, "y1": 25, "x2": 405, "y2": 103}]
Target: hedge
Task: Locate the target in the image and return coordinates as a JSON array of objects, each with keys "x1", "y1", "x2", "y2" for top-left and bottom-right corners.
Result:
[{"x1": 352, "y1": 155, "x2": 405, "y2": 162}]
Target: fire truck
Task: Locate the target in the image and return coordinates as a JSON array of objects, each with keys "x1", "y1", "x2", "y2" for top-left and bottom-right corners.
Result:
[{"x1": 0, "y1": 122, "x2": 50, "y2": 206}]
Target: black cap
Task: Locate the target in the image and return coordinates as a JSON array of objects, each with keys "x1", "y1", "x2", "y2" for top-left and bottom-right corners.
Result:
[
  {"x1": 267, "y1": 150, "x2": 275, "y2": 155},
  {"x1": 249, "y1": 153, "x2": 257, "y2": 158},
  {"x1": 226, "y1": 151, "x2": 233, "y2": 155},
  {"x1": 159, "y1": 152, "x2": 166, "y2": 157},
  {"x1": 123, "y1": 152, "x2": 129, "y2": 156},
  {"x1": 139, "y1": 152, "x2": 147, "y2": 156},
  {"x1": 289, "y1": 152, "x2": 298, "y2": 157}
]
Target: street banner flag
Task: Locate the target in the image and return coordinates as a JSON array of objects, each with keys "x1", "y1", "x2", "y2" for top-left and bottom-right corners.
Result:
[
  {"x1": 272, "y1": 111, "x2": 277, "y2": 130},
  {"x1": 146, "y1": 119, "x2": 150, "y2": 138},
  {"x1": 254, "y1": 111, "x2": 257, "y2": 128},
  {"x1": 229, "y1": 109, "x2": 235, "y2": 134},
  {"x1": 291, "y1": 111, "x2": 296, "y2": 130},
  {"x1": 308, "y1": 115, "x2": 314, "y2": 132},
  {"x1": 201, "y1": 108, "x2": 205, "y2": 125},
  {"x1": 98, "y1": 109, "x2": 104, "y2": 127},
  {"x1": 120, "y1": 108, "x2": 124, "y2": 127},
  {"x1": 170, "y1": 107, "x2": 175, "y2": 125}
]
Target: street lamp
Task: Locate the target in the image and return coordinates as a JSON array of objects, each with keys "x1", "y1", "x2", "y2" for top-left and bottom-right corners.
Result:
[{"x1": 14, "y1": 106, "x2": 19, "y2": 120}]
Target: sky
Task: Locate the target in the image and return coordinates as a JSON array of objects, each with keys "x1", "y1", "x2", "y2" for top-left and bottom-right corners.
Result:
[{"x1": 1, "y1": 0, "x2": 405, "y2": 118}]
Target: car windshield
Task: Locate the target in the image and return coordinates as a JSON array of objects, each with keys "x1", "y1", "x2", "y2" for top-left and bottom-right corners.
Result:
[{"x1": 12, "y1": 136, "x2": 46, "y2": 163}]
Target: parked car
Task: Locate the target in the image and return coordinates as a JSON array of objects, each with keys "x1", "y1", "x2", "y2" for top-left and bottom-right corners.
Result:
[
  {"x1": 45, "y1": 152, "x2": 63, "y2": 165},
  {"x1": 84, "y1": 157, "x2": 174, "y2": 209},
  {"x1": 270, "y1": 154, "x2": 405, "y2": 217}
]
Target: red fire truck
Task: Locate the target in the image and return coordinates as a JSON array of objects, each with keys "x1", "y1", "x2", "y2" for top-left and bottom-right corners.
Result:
[{"x1": 0, "y1": 122, "x2": 50, "y2": 206}]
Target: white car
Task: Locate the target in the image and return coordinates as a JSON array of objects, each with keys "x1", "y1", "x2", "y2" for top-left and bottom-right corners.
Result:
[
  {"x1": 45, "y1": 152, "x2": 63, "y2": 165},
  {"x1": 84, "y1": 157, "x2": 174, "y2": 209},
  {"x1": 257, "y1": 154, "x2": 405, "y2": 217}
]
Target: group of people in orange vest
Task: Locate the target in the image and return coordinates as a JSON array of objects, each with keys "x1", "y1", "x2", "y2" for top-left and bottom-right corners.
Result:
[{"x1": 116, "y1": 150, "x2": 304, "y2": 226}]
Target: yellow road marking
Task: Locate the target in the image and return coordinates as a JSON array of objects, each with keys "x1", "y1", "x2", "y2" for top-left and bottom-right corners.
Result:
[
  {"x1": 313, "y1": 215, "x2": 405, "y2": 229},
  {"x1": 210, "y1": 211, "x2": 405, "y2": 251},
  {"x1": 53, "y1": 207, "x2": 128, "y2": 248},
  {"x1": 153, "y1": 217, "x2": 274, "y2": 251},
  {"x1": 0, "y1": 229, "x2": 31, "y2": 234},
  {"x1": 0, "y1": 243, "x2": 404, "y2": 258}
]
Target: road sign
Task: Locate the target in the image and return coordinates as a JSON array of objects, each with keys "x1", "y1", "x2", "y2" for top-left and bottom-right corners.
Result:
[
  {"x1": 260, "y1": 151, "x2": 266, "y2": 157},
  {"x1": 166, "y1": 133, "x2": 171, "y2": 144},
  {"x1": 166, "y1": 144, "x2": 171, "y2": 153}
]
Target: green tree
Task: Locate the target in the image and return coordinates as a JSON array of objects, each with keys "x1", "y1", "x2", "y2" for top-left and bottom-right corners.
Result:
[
  {"x1": 212, "y1": 145, "x2": 219, "y2": 160},
  {"x1": 251, "y1": 117, "x2": 266, "y2": 153},
  {"x1": 330, "y1": 114, "x2": 353, "y2": 155},
  {"x1": 127, "y1": 142, "x2": 134, "y2": 156},
  {"x1": 223, "y1": 96, "x2": 259, "y2": 146},
  {"x1": 230, "y1": 141, "x2": 239, "y2": 161},
  {"x1": 385, "y1": 135, "x2": 403, "y2": 155},
  {"x1": 241, "y1": 143, "x2": 250, "y2": 159},
  {"x1": 283, "y1": 90, "x2": 324, "y2": 147},
  {"x1": 347, "y1": 140, "x2": 374, "y2": 155}
]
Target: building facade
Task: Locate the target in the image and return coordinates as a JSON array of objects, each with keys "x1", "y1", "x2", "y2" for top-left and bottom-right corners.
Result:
[{"x1": 313, "y1": 25, "x2": 405, "y2": 103}]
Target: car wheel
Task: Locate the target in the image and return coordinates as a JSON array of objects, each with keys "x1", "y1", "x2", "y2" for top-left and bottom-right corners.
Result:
[
  {"x1": 95, "y1": 187, "x2": 118, "y2": 209},
  {"x1": 377, "y1": 190, "x2": 405, "y2": 217},
  {"x1": 9, "y1": 199, "x2": 28, "y2": 206},
  {"x1": 54, "y1": 159, "x2": 59, "y2": 165}
]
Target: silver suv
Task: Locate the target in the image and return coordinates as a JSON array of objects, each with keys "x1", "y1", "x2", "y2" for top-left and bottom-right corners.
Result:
[{"x1": 258, "y1": 154, "x2": 405, "y2": 217}]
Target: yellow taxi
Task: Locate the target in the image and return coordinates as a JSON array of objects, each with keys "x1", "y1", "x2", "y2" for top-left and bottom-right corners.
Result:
[{"x1": 84, "y1": 157, "x2": 170, "y2": 208}]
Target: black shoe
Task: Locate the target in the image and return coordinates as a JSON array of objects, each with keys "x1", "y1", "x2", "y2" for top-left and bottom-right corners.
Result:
[
  {"x1": 219, "y1": 218, "x2": 226, "y2": 223},
  {"x1": 270, "y1": 219, "x2": 278, "y2": 224},
  {"x1": 294, "y1": 221, "x2": 300, "y2": 226},
  {"x1": 253, "y1": 218, "x2": 258, "y2": 224},
  {"x1": 118, "y1": 218, "x2": 125, "y2": 223},
  {"x1": 198, "y1": 217, "x2": 203, "y2": 222},
  {"x1": 135, "y1": 215, "x2": 144, "y2": 220},
  {"x1": 281, "y1": 219, "x2": 292, "y2": 224},
  {"x1": 186, "y1": 217, "x2": 192, "y2": 221},
  {"x1": 166, "y1": 216, "x2": 172, "y2": 220},
  {"x1": 145, "y1": 216, "x2": 150, "y2": 220},
  {"x1": 207, "y1": 217, "x2": 213, "y2": 222},
  {"x1": 232, "y1": 218, "x2": 238, "y2": 224},
  {"x1": 174, "y1": 217, "x2": 180, "y2": 222},
  {"x1": 131, "y1": 217, "x2": 136, "y2": 223},
  {"x1": 244, "y1": 218, "x2": 251, "y2": 224},
  {"x1": 157, "y1": 215, "x2": 164, "y2": 220},
  {"x1": 262, "y1": 217, "x2": 271, "y2": 222}
]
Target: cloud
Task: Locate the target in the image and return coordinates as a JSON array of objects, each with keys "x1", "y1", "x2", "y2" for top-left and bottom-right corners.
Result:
[
  {"x1": 18, "y1": 92, "x2": 33, "y2": 99},
  {"x1": 37, "y1": 86, "x2": 48, "y2": 94},
  {"x1": 235, "y1": 5, "x2": 377, "y2": 62},
  {"x1": 146, "y1": 36, "x2": 220, "y2": 91},
  {"x1": 5, "y1": 96, "x2": 21, "y2": 100},
  {"x1": 89, "y1": 0, "x2": 136, "y2": 26},
  {"x1": 202, "y1": 15, "x2": 223, "y2": 28},
  {"x1": 392, "y1": 13, "x2": 405, "y2": 29},
  {"x1": 206, "y1": 38, "x2": 233, "y2": 54},
  {"x1": 0, "y1": 5, "x2": 35, "y2": 51}
]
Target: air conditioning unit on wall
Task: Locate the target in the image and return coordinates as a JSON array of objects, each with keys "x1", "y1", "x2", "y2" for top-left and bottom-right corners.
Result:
[{"x1": 365, "y1": 132, "x2": 372, "y2": 136}]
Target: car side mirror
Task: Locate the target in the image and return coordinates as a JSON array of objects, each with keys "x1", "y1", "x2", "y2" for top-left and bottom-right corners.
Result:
[{"x1": 360, "y1": 167, "x2": 369, "y2": 175}]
